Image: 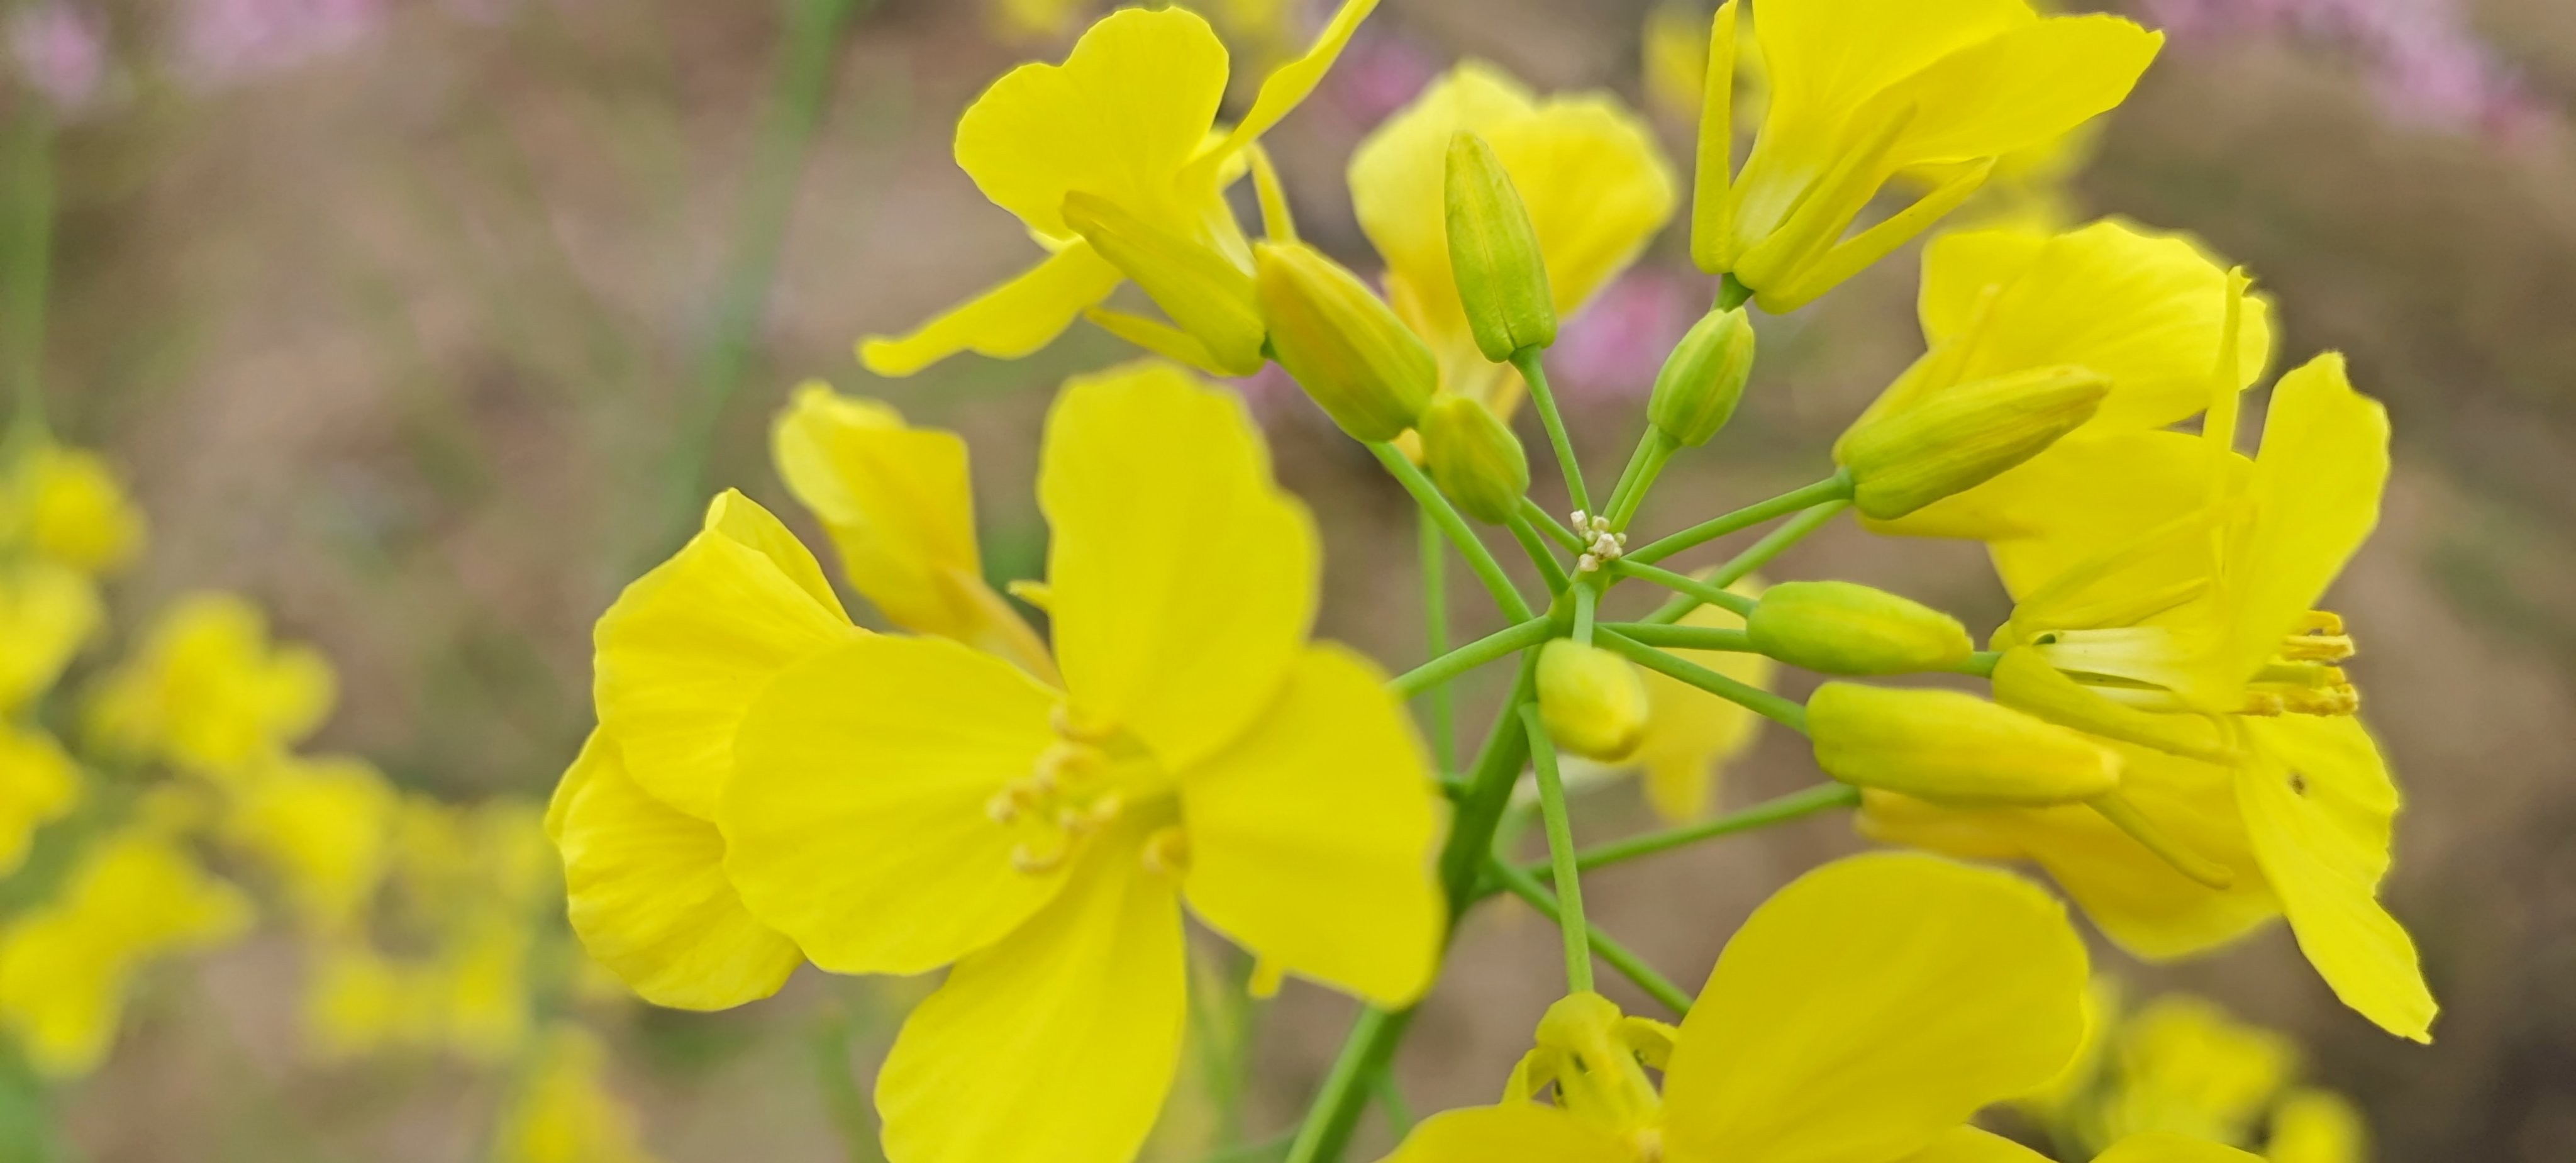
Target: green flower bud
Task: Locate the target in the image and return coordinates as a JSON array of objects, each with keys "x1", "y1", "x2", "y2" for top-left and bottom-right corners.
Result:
[
  {"x1": 1062, "y1": 192, "x2": 1267, "y2": 376},
  {"x1": 1537, "y1": 639, "x2": 1650, "y2": 763},
  {"x1": 1254, "y1": 240, "x2": 1439, "y2": 443},
  {"x1": 1445, "y1": 132, "x2": 1555, "y2": 362},
  {"x1": 1746, "y1": 581, "x2": 1972, "y2": 676},
  {"x1": 1646, "y1": 308, "x2": 1756, "y2": 447},
  {"x1": 1807, "y1": 682, "x2": 2120, "y2": 806},
  {"x1": 1989, "y1": 647, "x2": 2238, "y2": 765},
  {"x1": 1419, "y1": 392, "x2": 1530, "y2": 525},
  {"x1": 1835, "y1": 365, "x2": 2109, "y2": 520}
]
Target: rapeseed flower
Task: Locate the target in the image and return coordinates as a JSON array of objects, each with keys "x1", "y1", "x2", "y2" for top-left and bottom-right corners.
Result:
[
  {"x1": 860, "y1": 2, "x2": 1377, "y2": 377},
  {"x1": 0, "y1": 561, "x2": 97, "y2": 713},
  {"x1": 0, "y1": 724, "x2": 79, "y2": 876},
  {"x1": 717, "y1": 362, "x2": 1443, "y2": 1163},
  {"x1": 222, "y1": 754, "x2": 399, "y2": 935},
  {"x1": 1384, "y1": 853, "x2": 2087, "y2": 1163},
  {"x1": 1350, "y1": 62, "x2": 1676, "y2": 418},
  {"x1": 1, "y1": 443, "x2": 146, "y2": 576},
  {"x1": 1688, "y1": 0, "x2": 2162, "y2": 312},
  {"x1": 492, "y1": 1026, "x2": 664, "y2": 1163},
  {"x1": 83, "y1": 593, "x2": 336, "y2": 777}
]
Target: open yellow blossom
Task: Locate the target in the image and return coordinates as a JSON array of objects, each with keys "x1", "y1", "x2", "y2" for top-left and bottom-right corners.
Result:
[
  {"x1": 493, "y1": 1026, "x2": 665, "y2": 1163},
  {"x1": 1384, "y1": 853, "x2": 2087, "y2": 1163},
  {"x1": 719, "y1": 362, "x2": 1441, "y2": 1163},
  {"x1": 223, "y1": 754, "x2": 399, "y2": 935},
  {"x1": 1867, "y1": 281, "x2": 2436, "y2": 1042},
  {"x1": 772, "y1": 383, "x2": 1054, "y2": 677},
  {"x1": 83, "y1": 593, "x2": 336, "y2": 777},
  {"x1": 0, "y1": 828, "x2": 252, "y2": 1076},
  {"x1": 0, "y1": 725, "x2": 79, "y2": 876},
  {"x1": 859, "y1": 2, "x2": 1375, "y2": 377},
  {"x1": 1689, "y1": 0, "x2": 2162, "y2": 312},
  {"x1": 1, "y1": 444, "x2": 147, "y2": 575},
  {"x1": 1350, "y1": 62, "x2": 1677, "y2": 417}
]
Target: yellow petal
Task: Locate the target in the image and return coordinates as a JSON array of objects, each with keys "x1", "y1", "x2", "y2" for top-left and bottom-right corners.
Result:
[
  {"x1": 1754, "y1": 0, "x2": 2033, "y2": 129},
  {"x1": 1198, "y1": 0, "x2": 1379, "y2": 166},
  {"x1": 0, "y1": 563, "x2": 99, "y2": 711},
  {"x1": 1660, "y1": 852, "x2": 2090, "y2": 1163},
  {"x1": 1179, "y1": 645, "x2": 1441, "y2": 1008},
  {"x1": 876, "y1": 834, "x2": 1185, "y2": 1163},
  {"x1": 495, "y1": 1025, "x2": 665, "y2": 1163},
  {"x1": 82, "y1": 592, "x2": 336, "y2": 776},
  {"x1": 2266, "y1": 1088, "x2": 2370, "y2": 1163},
  {"x1": 12, "y1": 447, "x2": 147, "y2": 574},
  {"x1": 2098, "y1": 994, "x2": 2296, "y2": 1145},
  {"x1": 1633, "y1": 597, "x2": 1774, "y2": 823},
  {"x1": 1894, "y1": 1126, "x2": 2053, "y2": 1163},
  {"x1": 222, "y1": 755, "x2": 398, "y2": 933},
  {"x1": 2092, "y1": 1134, "x2": 2265, "y2": 1163},
  {"x1": 771, "y1": 385, "x2": 983, "y2": 635},
  {"x1": 555, "y1": 733, "x2": 800, "y2": 1011},
  {"x1": 722, "y1": 635, "x2": 1066, "y2": 976},
  {"x1": 2222, "y1": 354, "x2": 2388, "y2": 684},
  {"x1": 1870, "y1": 17, "x2": 2163, "y2": 170},
  {"x1": 0, "y1": 725, "x2": 79, "y2": 876},
  {"x1": 593, "y1": 490, "x2": 857, "y2": 820},
  {"x1": 2236, "y1": 716, "x2": 2434, "y2": 1042},
  {"x1": 1380, "y1": 1103, "x2": 1635, "y2": 1163},
  {"x1": 1041, "y1": 362, "x2": 1316, "y2": 771},
  {"x1": 955, "y1": 8, "x2": 1230, "y2": 241},
  {"x1": 1872, "y1": 430, "x2": 2236, "y2": 598},
  {"x1": 0, "y1": 913, "x2": 131, "y2": 1077},
  {"x1": 859, "y1": 242, "x2": 1126, "y2": 377}
]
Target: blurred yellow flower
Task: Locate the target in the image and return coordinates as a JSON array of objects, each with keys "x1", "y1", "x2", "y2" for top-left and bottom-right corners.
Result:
[
  {"x1": 1, "y1": 444, "x2": 147, "y2": 576},
  {"x1": 860, "y1": 2, "x2": 1375, "y2": 377},
  {"x1": 1350, "y1": 62, "x2": 1677, "y2": 418},
  {"x1": 492, "y1": 1026, "x2": 663, "y2": 1163},
  {"x1": 304, "y1": 942, "x2": 442, "y2": 1060},
  {"x1": 1689, "y1": 0, "x2": 2162, "y2": 311},
  {"x1": 1384, "y1": 854, "x2": 2088, "y2": 1163},
  {"x1": 223, "y1": 754, "x2": 399, "y2": 935},
  {"x1": 719, "y1": 362, "x2": 1441, "y2": 1163},
  {"x1": 0, "y1": 561, "x2": 99, "y2": 712},
  {"x1": 0, "y1": 828, "x2": 252, "y2": 1076},
  {"x1": 0, "y1": 724, "x2": 79, "y2": 876},
  {"x1": 84, "y1": 593, "x2": 336, "y2": 777}
]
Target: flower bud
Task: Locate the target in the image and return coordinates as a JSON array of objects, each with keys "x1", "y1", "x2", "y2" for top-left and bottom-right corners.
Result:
[
  {"x1": 1646, "y1": 308, "x2": 1755, "y2": 447},
  {"x1": 1988, "y1": 648, "x2": 2238, "y2": 766},
  {"x1": 1255, "y1": 240, "x2": 1439, "y2": 443},
  {"x1": 1806, "y1": 682, "x2": 2119, "y2": 806},
  {"x1": 1835, "y1": 365, "x2": 2109, "y2": 520},
  {"x1": 1746, "y1": 581, "x2": 1972, "y2": 676},
  {"x1": 1445, "y1": 132, "x2": 1555, "y2": 362},
  {"x1": 1537, "y1": 640, "x2": 1650, "y2": 763},
  {"x1": 1419, "y1": 392, "x2": 1530, "y2": 525},
  {"x1": 1062, "y1": 192, "x2": 1267, "y2": 376}
]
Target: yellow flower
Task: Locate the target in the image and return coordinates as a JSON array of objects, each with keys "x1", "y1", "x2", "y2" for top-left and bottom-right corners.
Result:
[
  {"x1": 1921, "y1": 1132, "x2": 2267, "y2": 1162},
  {"x1": 772, "y1": 382, "x2": 1055, "y2": 678},
  {"x1": 84, "y1": 593, "x2": 337, "y2": 777},
  {"x1": 0, "y1": 561, "x2": 99, "y2": 712},
  {"x1": 223, "y1": 754, "x2": 399, "y2": 935},
  {"x1": 304, "y1": 941, "x2": 443, "y2": 1060},
  {"x1": 858, "y1": 2, "x2": 1376, "y2": 378},
  {"x1": 493, "y1": 1026, "x2": 665, "y2": 1163},
  {"x1": 0, "y1": 828, "x2": 252, "y2": 1076},
  {"x1": 1384, "y1": 853, "x2": 2088, "y2": 1163},
  {"x1": 2267, "y1": 1089, "x2": 2370, "y2": 1163},
  {"x1": 1867, "y1": 282, "x2": 2436, "y2": 1041},
  {"x1": 1, "y1": 444, "x2": 147, "y2": 575},
  {"x1": 716, "y1": 363, "x2": 1443, "y2": 1163},
  {"x1": 1688, "y1": 0, "x2": 2162, "y2": 312},
  {"x1": 0, "y1": 725, "x2": 79, "y2": 876},
  {"x1": 1350, "y1": 62, "x2": 1677, "y2": 418}
]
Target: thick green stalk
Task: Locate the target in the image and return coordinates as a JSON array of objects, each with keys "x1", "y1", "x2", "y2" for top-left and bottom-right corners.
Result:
[
  {"x1": 1484, "y1": 860, "x2": 1692, "y2": 1015},
  {"x1": 1521, "y1": 706, "x2": 1592, "y2": 993},
  {"x1": 1611, "y1": 560, "x2": 1757, "y2": 617},
  {"x1": 1388, "y1": 616, "x2": 1552, "y2": 699},
  {"x1": 1716, "y1": 273, "x2": 1755, "y2": 312},
  {"x1": 1509, "y1": 347, "x2": 1589, "y2": 518},
  {"x1": 1540, "y1": 783, "x2": 1861, "y2": 877},
  {"x1": 1597, "y1": 628, "x2": 1808, "y2": 732},
  {"x1": 1643, "y1": 498, "x2": 1851, "y2": 624},
  {"x1": 1417, "y1": 510, "x2": 1455, "y2": 772},
  {"x1": 1626, "y1": 472, "x2": 1853, "y2": 566},
  {"x1": 1372, "y1": 443, "x2": 1533, "y2": 622}
]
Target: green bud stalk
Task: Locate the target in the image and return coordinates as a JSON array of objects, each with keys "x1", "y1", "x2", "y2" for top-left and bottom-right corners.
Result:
[
  {"x1": 1646, "y1": 308, "x2": 1756, "y2": 447},
  {"x1": 1063, "y1": 192, "x2": 1267, "y2": 376},
  {"x1": 1445, "y1": 132, "x2": 1556, "y2": 362},
  {"x1": 1419, "y1": 392, "x2": 1530, "y2": 525},
  {"x1": 1255, "y1": 240, "x2": 1439, "y2": 443},
  {"x1": 1746, "y1": 581, "x2": 1972, "y2": 675},
  {"x1": 1834, "y1": 365, "x2": 2109, "y2": 520},
  {"x1": 1536, "y1": 639, "x2": 1650, "y2": 763},
  {"x1": 1807, "y1": 682, "x2": 2120, "y2": 806}
]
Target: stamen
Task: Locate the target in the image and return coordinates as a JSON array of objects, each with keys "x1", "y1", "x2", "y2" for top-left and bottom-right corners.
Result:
[
  {"x1": 2296, "y1": 610, "x2": 2346, "y2": 635},
  {"x1": 1050, "y1": 703, "x2": 1119, "y2": 743},
  {"x1": 2277, "y1": 633, "x2": 2356, "y2": 662},
  {"x1": 1009, "y1": 842, "x2": 1069, "y2": 874},
  {"x1": 1140, "y1": 825, "x2": 1191, "y2": 876}
]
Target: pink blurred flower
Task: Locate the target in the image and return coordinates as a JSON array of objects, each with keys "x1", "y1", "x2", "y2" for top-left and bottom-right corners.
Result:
[
  {"x1": 2143, "y1": 0, "x2": 2543, "y2": 140},
  {"x1": 174, "y1": 0, "x2": 388, "y2": 85},
  {"x1": 1548, "y1": 270, "x2": 1701, "y2": 406},
  {"x1": 9, "y1": 3, "x2": 108, "y2": 113}
]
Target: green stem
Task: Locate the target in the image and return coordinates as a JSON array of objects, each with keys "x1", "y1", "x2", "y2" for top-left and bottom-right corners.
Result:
[
  {"x1": 1506, "y1": 512, "x2": 1572, "y2": 594},
  {"x1": 1521, "y1": 706, "x2": 1593, "y2": 993},
  {"x1": 1570, "y1": 580, "x2": 1597, "y2": 645},
  {"x1": 1484, "y1": 860, "x2": 1692, "y2": 1015},
  {"x1": 1642, "y1": 498, "x2": 1851, "y2": 625},
  {"x1": 1388, "y1": 616, "x2": 1553, "y2": 699},
  {"x1": 1599, "y1": 623, "x2": 1754, "y2": 653},
  {"x1": 1604, "y1": 429, "x2": 1679, "y2": 531},
  {"x1": 1519, "y1": 497, "x2": 1584, "y2": 551},
  {"x1": 1417, "y1": 509, "x2": 1454, "y2": 773},
  {"x1": 1372, "y1": 443, "x2": 1534, "y2": 623},
  {"x1": 1611, "y1": 560, "x2": 1758, "y2": 617},
  {"x1": 1510, "y1": 347, "x2": 1589, "y2": 518},
  {"x1": 1372, "y1": 1071, "x2": 1414, "y2": 1138},
  {"x1": 1284, "y1": 1007, "x2": 1413, "y2": 1163},
  {"x1": 1716, "y1": 273, "x2": 1755, "y2": 312},
  {"x1": 808, "y1": 991, "x2": 885, "y2": 1162},
  {"x1": 1542, "y1": 783, "x2": 1860, "y2": 877},
  {"x1": 1626, "y1": 472, "x2": 1853, "y2": 566},
  {"x1": 1597, "y1": 628, "x2": 1808, "y2": 732}
]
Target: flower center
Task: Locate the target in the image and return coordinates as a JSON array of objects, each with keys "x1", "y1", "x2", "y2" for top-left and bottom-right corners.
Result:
[
  {"x1": 2029, "y1": 609, "x2": 2359, "y2": 718},
  {"x1": 984, "y1": 705, "x2": 1180, "y2": 876},
  {"x1": 1507, "y1": 993, "x2": 1672, "y2": 1150},
  {"x1": 1570, "y1": 510, "x2": 1627, "y2": 574}
]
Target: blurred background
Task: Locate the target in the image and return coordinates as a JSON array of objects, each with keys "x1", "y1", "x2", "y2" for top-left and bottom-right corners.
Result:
[{"x1": 4, "y1": 0, "x2": 2573, "y2": 1159}]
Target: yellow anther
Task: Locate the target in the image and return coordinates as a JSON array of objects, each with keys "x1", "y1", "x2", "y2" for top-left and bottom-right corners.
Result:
[
  {"x1": 1009, "y1": 842, "x2": 1069, "y2": 875},
  {"x1": 2280, "y1": 685, "x2": 2360, "y2": 716},
  {"x1": 1633, "y1": 1128, "x2": 1665, "y2": 1163},
  {"x1": 1050, "y1": 702, "x2": 1119, "y2": 743},
  {"x1": 2296, "y1": 609, "x2": 2346, "y2": 635},
  {"x1": 2241, "y1": 691, "x2": 2287, "y2": 716},
  {"x1": 985, "y1": 787, "x2": 1023, "y2": 824},
  {"x1": 2277, "y1": 633, "x2": 2356, "y2": 662},
  {"x1": 1140, "y1": 825, "x2": 1191, "y2": 876},
  {"x1": 1057, "y1": 793, "x2": 1123, "y2": 836},
  {"x1": 1036, "y1": 740, "x2": 1110, "y2": 787}
]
